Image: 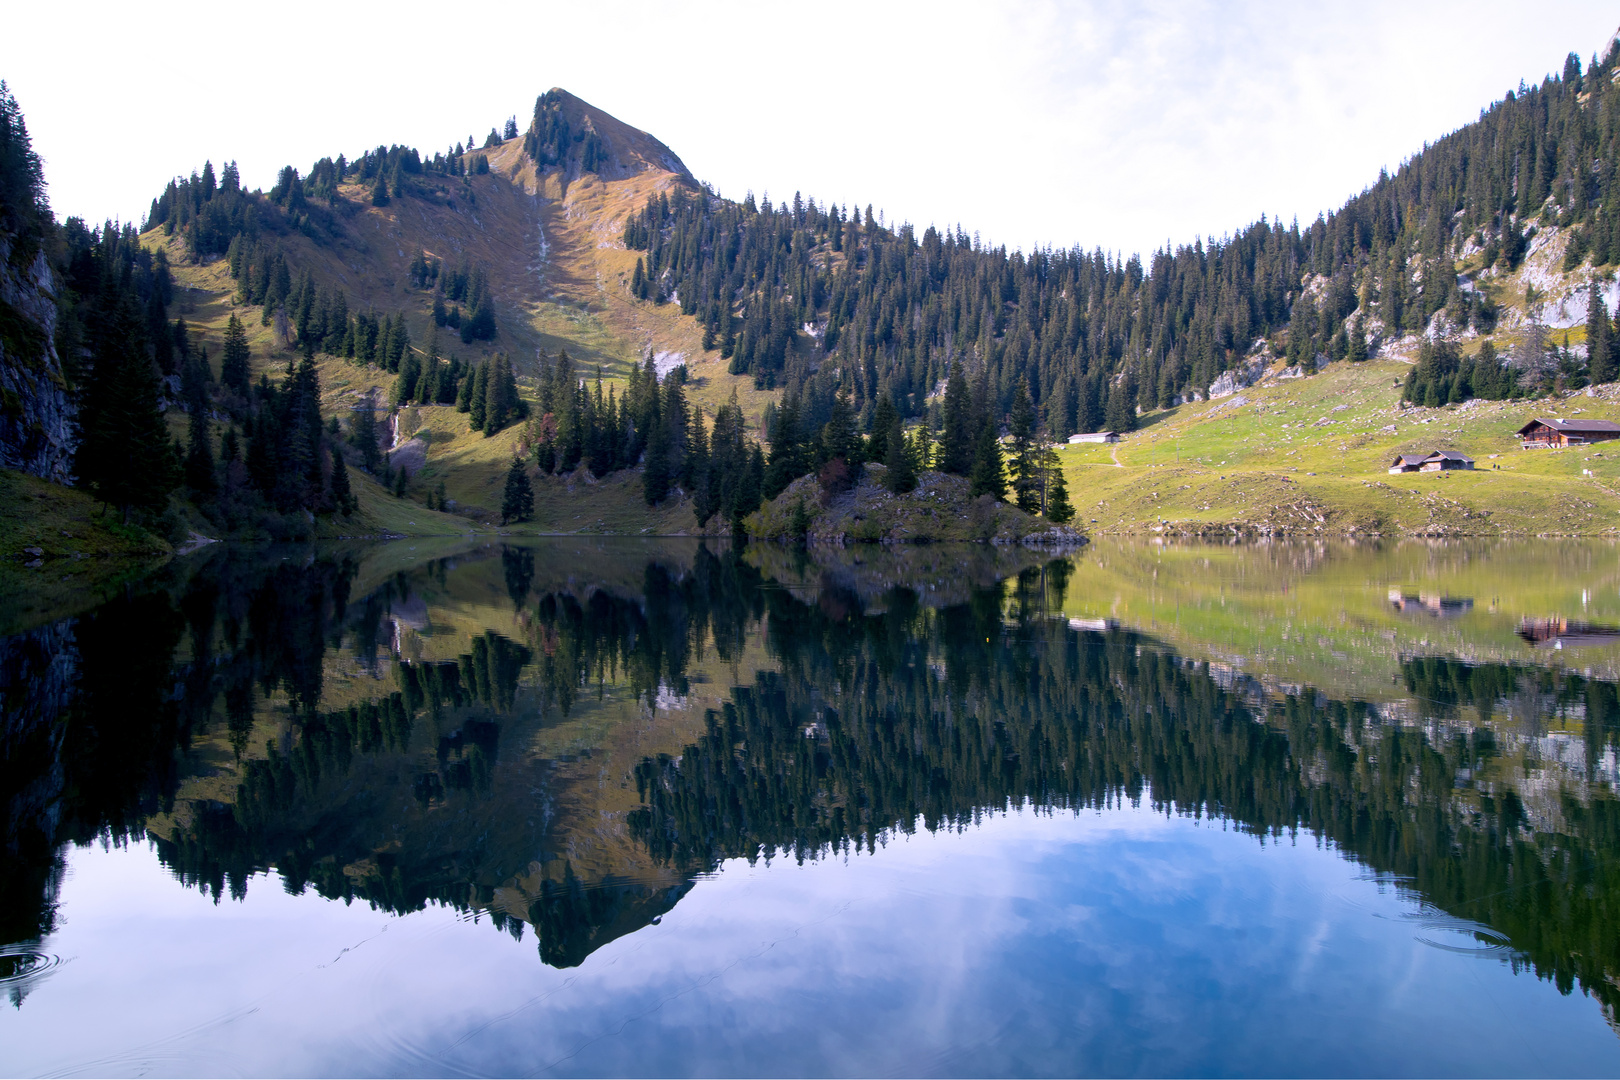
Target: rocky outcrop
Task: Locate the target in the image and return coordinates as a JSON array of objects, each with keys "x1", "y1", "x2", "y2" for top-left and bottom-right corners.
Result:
[
  {"x1": 746, "y1": 467, "x2": 1087, "y2": 546},
  {"x1": 1206, "y1": 357, "x2": 1267, "y2": 399},
  {"x1": 0, "y1": 237, "x2": 71, "y2": 482}
]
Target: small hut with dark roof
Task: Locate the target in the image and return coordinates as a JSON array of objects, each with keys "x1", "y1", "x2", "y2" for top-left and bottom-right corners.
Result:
[
  {"x1": 1388, "y1": 453, "x2": 1428, "y2": 474},
  {"x1": 1389, "y1": 450, "x2": 1473, "y2": 474}
]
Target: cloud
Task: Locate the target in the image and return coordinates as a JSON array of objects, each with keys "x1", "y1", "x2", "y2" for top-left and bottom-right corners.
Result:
[{"x1": 2, "y1": 1, "x2": 1615, "y2": 257}]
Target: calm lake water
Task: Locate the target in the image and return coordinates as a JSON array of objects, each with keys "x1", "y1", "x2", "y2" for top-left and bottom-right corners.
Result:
[{"x1": 3, "y1": 537, "x2": 1620, "y2": 1077}]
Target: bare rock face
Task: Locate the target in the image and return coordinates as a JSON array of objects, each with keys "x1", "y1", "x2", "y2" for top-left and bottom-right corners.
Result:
[
  {"x1": 0, "y1": 237, "x2": 72, "y2": 482},
  {"x1": 1206, "y1": 358, "x2": 1267, "y2": 399}
]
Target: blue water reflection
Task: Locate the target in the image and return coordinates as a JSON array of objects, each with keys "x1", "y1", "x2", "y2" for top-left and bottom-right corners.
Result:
[
  {"x1": 2, "y1": 538, "x2": 1620, "y2": 1077},
  {"x1": 7, "y1": 807, "x2": 1616, "y2": 1077}
]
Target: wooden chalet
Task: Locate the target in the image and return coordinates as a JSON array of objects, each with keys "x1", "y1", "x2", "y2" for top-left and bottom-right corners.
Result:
[
  {"x1": 1068, "y1": 431, "x2": 1120, "y2": 445},
  {"x1": 1517, "y1": 417, "x2": 1620, "y2": 448}
]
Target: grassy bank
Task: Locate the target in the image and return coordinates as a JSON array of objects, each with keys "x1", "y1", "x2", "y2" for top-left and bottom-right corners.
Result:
[
  {"x1": 0, "y1": 469, "x2": 172, "y2": 633},
  {"x1": 1059, "y1": 358, "x2": 1620, "y2": 535}
]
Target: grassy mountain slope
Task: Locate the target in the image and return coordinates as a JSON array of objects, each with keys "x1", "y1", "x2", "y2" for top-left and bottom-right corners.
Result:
[{"x1": 1058, "y1": 346, "x2": 1620, "y2": 535}]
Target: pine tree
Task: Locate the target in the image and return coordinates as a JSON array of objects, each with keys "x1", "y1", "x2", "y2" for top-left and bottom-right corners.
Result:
[
  {"x1": 330, "y1": 442, "x2": 355, "y2": 515},
  {"x1": 1008, "y1": 378, "x2": 1039, "y2": 512},
  {"x1": 968, "y1": 422, "x2": 1006, "y2": 500},
  {"x1": 1103, "y1": 370, "x2": 1138, "y2": 433},
  {"x1": 643, "y1": 408, "x2": 671, "y2": 504},
  {"x1": 392, "y1": 349, "x2": 421, "y2": 407},
  {"x1": 76, "y1": 336, "x2": 180, "y2": 522},
  {"x1": 940, "y1": 363, "x2": 974, "y2": 475},
  {"x1": 184, "y1": 404, "x2": 215, "y2": 496},
  {"x1": 468, "y1": 359, "x2": 488, "y2": 431},
  {"x1": 736, "y1": 444, "x2": 764, "y2": 531},
  {"x1": 501, "y1": 458, "x2": 533, "y2": 524},
  {"x1": 820, "y1": 387, "x2": 859, "y2": 467},
  {"x1": 220, "y1": 313, "x2": 251, "y2": 394},
  {"x1": 763, "y1": 394, "x2": 804, "y2": 498},
  {"x1": 1588, "y1": 283, "x2": 1614, "y2": 384},
  {"x1": 1043, "y1": 448, "x2": 1074, "y2": 523},
  {"x1": 1348, "y1": 316, "x2": 1369, "y2": 362},
  {"x1": 482, "y1": 353, "x2": 520, "y2": 434},
  {"x1": 884, "y1": 418, "x2": 915, "y2": 494},
  {"x1": 350, "y1": 397, "x2": 382, "y2": 473},
  {"x1": 455, "y1": 362, "x2": 474, "y2": 412},
  {"x1": 869, "y1": 394, "x2": 899, "y2": 464}
]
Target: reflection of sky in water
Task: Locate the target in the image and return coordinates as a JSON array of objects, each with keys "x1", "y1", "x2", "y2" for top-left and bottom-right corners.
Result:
[{"x1": 5, "y1": 806, "x2": 1617, "y2": 1078}]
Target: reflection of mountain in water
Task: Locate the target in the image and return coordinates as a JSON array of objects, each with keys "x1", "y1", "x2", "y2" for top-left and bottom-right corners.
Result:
[{"x1": 2, "y1": 542, "x2": 1619, "y2": 1015}]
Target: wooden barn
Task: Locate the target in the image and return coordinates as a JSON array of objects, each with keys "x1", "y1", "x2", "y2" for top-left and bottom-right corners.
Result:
[
  {"x1": 1068, "y1": 431, "x2": 1120, "y2": 444},
  {"x1": 1419, "y1": 450, "x2": 1474, "y2": 472},
  {"x1": 1388, "y1": 453, "x2": 1427, "y2": 474},
  {"x1": 1389, "y1": 450, "x2": 1473, "y2": 474},
  {"x1": 1517, "y1": 417, "x2": 1620, "y2": 448}
]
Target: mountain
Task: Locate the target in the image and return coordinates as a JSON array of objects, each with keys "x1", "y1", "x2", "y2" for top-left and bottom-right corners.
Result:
[{"x1": 10, "y1": 35, "x2": 1620, "y2": 549}]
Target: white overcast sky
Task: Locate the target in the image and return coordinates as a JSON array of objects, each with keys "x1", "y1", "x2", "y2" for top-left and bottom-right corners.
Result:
[{"x1": 4, "y1": 2, "x2": 1618, "y2": 257}]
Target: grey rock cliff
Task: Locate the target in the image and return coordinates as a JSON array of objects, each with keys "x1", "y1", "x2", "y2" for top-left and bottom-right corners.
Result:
[{"x1": 0, "y1": 236, "x2": 72, "y2": 482}]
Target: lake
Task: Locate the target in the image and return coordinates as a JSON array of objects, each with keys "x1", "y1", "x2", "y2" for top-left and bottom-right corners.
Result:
[{"x1": 2, "y1": 537, "x2": 1619, "y2": 1077}]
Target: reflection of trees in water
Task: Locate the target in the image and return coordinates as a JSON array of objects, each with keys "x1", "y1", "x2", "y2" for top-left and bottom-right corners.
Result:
[
  {"x1": 7, "y1": 542, "x2": 1620, "y2": 996},
  {"x1": 0, "y1": 548, "x2": 347, "y2": 995},
  {"x1": 1403, "y1": 655, "x2": 1620, "y2": 769},
  {"x1": 630, "y1": 591, "x2": 1620, "y2": 1015},
  {"x1": 144, "y1": 545, "x2": 769, "y2": 967}
]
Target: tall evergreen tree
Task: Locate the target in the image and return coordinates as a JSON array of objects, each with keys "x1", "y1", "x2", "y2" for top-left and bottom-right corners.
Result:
[
  {"x1": 76, "y1": 336, "x2": 180, "y2": 522},
  {"x1": 1045, "y1": 460, "x2": 1075, "y2": 524},
  {"x1": 220, "y1": 314, "x2": 251, "y2": 395},
  {"x1": 184, "y1": 403, "x2": 215, "y2": 496},
  {"x1": 884, "y1": 417, "x2": 915, "y2": 494},
  {"x1": 329, "y1": 442, "x2": 355, "y2": 515},
  {"x1": 968, "y1": 422, "x2": 1006, "y2": 501},
  {"x1": 764, "y1": 394, "x2": 805, "y2": 499},
  {"x1": 1008, "y1": 378, "x2": 1039, "y2": 512},
  {"x1": 350, "y1": 397, "x2": 382, "y2": 473},
  {"x1": 468, "y1": 359, "x2": 489, "y2": 431},
  {"x1": 501, "y1": 458, "x2": 533, "y2": 525},
  {"x1": 1588, "y1": 283, "x2": 1614, "y2": 384}
]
